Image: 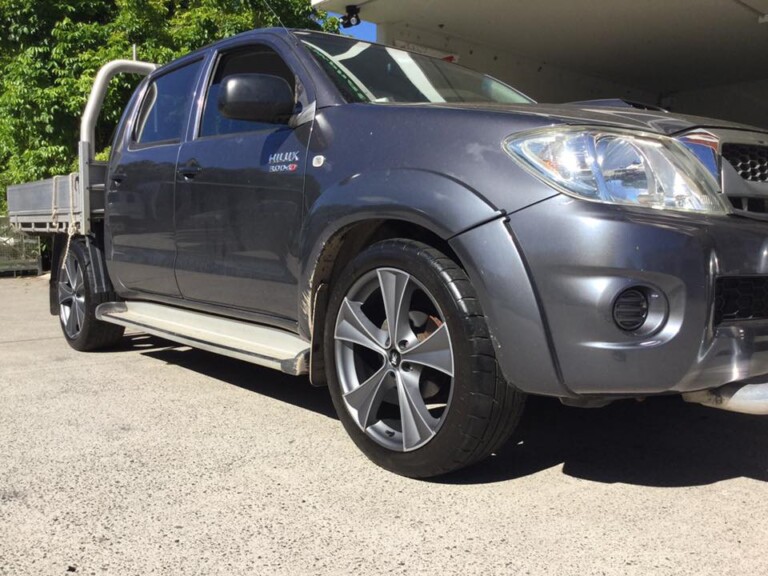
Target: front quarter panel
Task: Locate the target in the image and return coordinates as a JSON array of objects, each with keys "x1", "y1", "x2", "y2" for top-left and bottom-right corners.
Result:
[
  {"x1": 304, "y1": 105, "x2": 561, "y2": 215},
  {"x1": 299, "y1": 103, "x2": 564, "y2": 374},
  {"x1": 299, "y1": 167, "x2": 502, "y2": 337}
]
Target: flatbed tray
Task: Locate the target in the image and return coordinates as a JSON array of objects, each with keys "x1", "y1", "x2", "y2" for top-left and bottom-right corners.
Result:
[{"x1": 7, "y1": 163, "x2": 106, "y2": 234}]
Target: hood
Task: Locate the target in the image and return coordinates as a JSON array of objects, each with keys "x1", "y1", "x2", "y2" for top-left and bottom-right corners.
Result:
[
  {"x1": 566, "y1": 98, "x2": 668, "y2": 112},
  {"x1": 421, "y1": 101, "x2": 768, "y2": 137}
]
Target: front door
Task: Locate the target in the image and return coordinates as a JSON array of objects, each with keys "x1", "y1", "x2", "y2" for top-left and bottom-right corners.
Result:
[{"x1": 174, "y1": 44, "x2": 309, "y2": 321}]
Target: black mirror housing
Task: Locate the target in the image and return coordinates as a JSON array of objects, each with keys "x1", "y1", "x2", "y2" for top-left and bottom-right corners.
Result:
[{"x1": 218, "y1": 74, "x2": 295, "y2": 123}]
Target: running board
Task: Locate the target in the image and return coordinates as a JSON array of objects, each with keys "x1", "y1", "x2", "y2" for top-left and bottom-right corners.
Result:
[{"x1": 96, "y1": 301, "x2": 309, "y2": 375}]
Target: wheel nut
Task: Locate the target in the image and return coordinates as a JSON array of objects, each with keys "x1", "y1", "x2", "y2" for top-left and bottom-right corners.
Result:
[{"x1": 399, "y1": 339, "x2": 408, "y2": 349}]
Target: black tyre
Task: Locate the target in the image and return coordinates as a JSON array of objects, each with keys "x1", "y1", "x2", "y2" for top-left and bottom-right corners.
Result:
[
  {"x1": 324, "y1": 239, "x2": 525, "y2": 478},
  {"x1": 57, "y1": 240, "x2": 125, "y2": 352}
]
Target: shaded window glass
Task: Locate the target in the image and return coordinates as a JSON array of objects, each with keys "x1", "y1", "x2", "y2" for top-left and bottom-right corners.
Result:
[{"x1": 135, "y1": 61, "x2": 202, "y2": 145}]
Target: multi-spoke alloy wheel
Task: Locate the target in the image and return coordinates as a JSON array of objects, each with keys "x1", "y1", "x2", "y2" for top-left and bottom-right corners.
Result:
[
  {"x1": 334, "y1": 267, "x2": 454, "y2": 452},
  {"x1": 59, "y1": 251, "x2": 86, "y2": 339},
  {"x1": 56, "y1": 240, "x2": 125, "y2": 351},
  {"x1": 325, "y1": 239, "x2": 526, "y2": 478}
]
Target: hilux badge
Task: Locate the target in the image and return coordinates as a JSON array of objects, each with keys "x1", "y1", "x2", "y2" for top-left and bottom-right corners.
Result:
[{"x1": 268, "y1": 151, "x2": 300, "y2": 173}]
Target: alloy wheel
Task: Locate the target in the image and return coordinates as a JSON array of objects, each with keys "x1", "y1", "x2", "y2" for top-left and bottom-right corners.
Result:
[
  {"x1": 58, "y1": 253, "x2": 86, "y2": 339},
  {"x1": 334, "y1": 267, "x2": 454, "y2": 452}
]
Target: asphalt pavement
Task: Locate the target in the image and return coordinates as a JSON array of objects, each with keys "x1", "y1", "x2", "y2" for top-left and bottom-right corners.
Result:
[{"x1": 2, "y1": 275, "x2": 768, "y2": 576}]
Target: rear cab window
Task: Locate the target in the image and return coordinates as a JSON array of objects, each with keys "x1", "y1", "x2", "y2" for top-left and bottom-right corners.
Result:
[{"x1": 133, "y1": 60, "x2": 202, "y2": 146}]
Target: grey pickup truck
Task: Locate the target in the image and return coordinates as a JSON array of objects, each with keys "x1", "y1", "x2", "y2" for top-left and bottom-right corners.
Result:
[{"x1": 9, "y1": 29, "x2": 768, "y2": 477}]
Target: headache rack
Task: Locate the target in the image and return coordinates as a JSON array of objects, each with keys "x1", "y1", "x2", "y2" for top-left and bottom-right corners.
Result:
[{"x1": 7, "y1": 60, "x2": 156, "y2": 236}]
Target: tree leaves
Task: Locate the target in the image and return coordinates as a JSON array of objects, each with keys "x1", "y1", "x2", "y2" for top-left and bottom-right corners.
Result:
[{"x1": 0, "y1": 0, "x2": 339, "y2": 212}]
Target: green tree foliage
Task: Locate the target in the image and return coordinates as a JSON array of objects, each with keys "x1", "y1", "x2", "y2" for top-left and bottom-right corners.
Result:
[{"x1": 0, "y1": 0, "x2": 338, "y2": 212}]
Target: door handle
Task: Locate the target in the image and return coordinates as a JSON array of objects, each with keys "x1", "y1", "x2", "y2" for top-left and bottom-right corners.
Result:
[
  {"x1": 178, "y1": 164, "x2": 202, "y2": 179},
  {"x1": 111, "y1": 171, "x2": 127, "y2": 183}
]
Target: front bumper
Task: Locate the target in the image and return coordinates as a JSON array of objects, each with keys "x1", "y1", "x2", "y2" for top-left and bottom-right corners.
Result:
[{"x1": 452, "y1": 195, "x2": 768, "y2": 398}]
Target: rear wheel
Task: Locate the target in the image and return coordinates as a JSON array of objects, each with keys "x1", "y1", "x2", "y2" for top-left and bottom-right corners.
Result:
[
  {"x1": 58, "y1": 240, "x2": 124, "y2": 351},
  {"x1": 324, "y1": 239, "x2": 525, "y2": 478}
]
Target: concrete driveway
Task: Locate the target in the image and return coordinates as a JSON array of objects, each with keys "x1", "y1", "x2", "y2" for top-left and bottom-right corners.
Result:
[{"x1": 2, "y1": 276, "x2": 768, "y2": 576}]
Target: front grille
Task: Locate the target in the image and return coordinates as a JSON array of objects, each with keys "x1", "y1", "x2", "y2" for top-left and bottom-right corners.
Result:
[
  {"x1": 714, "y1": 276, "x2": 768, "y2": 324},
  {"x1": 722, "y1": 143, "x2": 768, "y2": 183}
]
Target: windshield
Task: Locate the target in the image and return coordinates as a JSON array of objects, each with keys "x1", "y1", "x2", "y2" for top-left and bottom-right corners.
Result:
[{"x1": 297, "y1": 32, "x2": 533, "y2": 105}]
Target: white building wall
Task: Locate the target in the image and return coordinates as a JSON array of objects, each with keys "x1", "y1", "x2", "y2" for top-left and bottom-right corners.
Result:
[
  {"x1": 375, "y1": 23, "x2": 768, "y2": 129},
  {"x1": 663, "y1": 81, "x2": 768, "y2": 129}
]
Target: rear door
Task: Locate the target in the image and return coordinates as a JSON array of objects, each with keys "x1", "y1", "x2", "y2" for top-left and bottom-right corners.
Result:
[
  {"x1": 106, "y1": 58, "x2": 203, "y2": 296},
  {"x1": 174, "y1": 41, "x2": 311, "y2": 322}
]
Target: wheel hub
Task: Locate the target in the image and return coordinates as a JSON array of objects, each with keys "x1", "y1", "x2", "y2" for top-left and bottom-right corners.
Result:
[{"x1": 388, "y1": 349, "x2": 401, "y2": 368}]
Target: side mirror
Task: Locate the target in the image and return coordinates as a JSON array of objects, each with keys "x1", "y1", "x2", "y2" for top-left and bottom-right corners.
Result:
[{"x1": 218, "y1": 73, "x2": 295, "y2": 123}]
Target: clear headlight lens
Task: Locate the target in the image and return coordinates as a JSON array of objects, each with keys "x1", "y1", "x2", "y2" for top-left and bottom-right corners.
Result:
[{"x1": 504, "y1": 127, "x2": 728, "y2": 214}]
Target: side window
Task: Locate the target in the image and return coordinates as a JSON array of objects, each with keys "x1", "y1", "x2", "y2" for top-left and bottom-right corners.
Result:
[
  {"x1": 134, "y1": 60, "x2": 202, "y2": 145},
  {"x1": 200, "y1": 46, "x2": 297, "y2": 138}
]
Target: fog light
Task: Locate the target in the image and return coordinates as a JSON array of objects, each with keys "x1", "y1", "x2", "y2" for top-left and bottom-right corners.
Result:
[{"x1": 613, "y1": 288, "x2": 649, "y2": 332}]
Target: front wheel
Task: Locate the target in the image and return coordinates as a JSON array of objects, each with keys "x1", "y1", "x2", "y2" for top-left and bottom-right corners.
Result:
[
  {"x1": 324, "y1": 239, "x2": 525, "y2": 478},
  {"x1": 57, "y1": 240, "x2": 125, "y2": 351}
]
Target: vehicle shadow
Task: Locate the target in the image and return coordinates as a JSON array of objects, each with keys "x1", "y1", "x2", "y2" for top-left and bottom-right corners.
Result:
[
  {"x1": 134, "y1": 339, "x2": 768, "y2": 487},
  {"x1": 141, "y1": 343, "x2": 337, "y2": 419},
  {"x1": 439, "y1": 395, "x2": 768, "y2": 487},
  {"x1": 104, "y1": 332, "x2": 174, "y2": 353}
]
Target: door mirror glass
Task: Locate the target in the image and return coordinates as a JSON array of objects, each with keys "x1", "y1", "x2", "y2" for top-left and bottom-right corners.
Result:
[{"x1": 218, "y1": 74, "x2": 295, "y2": 124}]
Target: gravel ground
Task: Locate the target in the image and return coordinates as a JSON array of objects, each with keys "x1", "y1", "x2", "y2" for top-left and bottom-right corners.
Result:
[{"x1": 2, "y1": 275, "x2": 768, "y2": 576}]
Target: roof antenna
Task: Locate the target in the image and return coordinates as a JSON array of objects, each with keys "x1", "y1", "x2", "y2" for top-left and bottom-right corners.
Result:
[{"x1": 259, "y1": 0, "x2": 289, "y2": 33}]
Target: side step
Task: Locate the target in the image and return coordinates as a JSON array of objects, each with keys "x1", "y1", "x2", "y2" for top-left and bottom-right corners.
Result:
[{"x1": 96, "y1": 301, "x2": 309, "y2": 375}]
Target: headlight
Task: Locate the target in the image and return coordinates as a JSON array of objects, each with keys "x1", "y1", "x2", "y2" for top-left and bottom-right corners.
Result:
[{"x1": 504, "y1": 127, "x2": 728, "y2": 214}]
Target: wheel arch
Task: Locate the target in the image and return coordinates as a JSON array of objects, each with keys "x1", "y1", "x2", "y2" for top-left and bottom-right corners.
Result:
[
  {"x1": 301, "y1": 169, "x2": 502, "y2": 386},
  {"x1": 305, "y1": 218, "x2": 469, "y2": 386},
  {"x1": 50, "y1": 228, "x2": 116, "y2": 316}
]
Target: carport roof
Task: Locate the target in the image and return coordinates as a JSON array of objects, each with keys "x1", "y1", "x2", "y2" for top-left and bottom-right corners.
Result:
[{"x1": 313, "y1": 0, "x2": 768, "y2": 93}]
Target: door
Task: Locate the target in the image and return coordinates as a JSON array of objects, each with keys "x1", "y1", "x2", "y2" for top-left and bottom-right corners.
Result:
[
  {"x1": 106, "y1": 59, "x2": 202, "y2": 296},
  {"x1": 174, "y1": 44, "x2": 309, "y2": 321}
]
